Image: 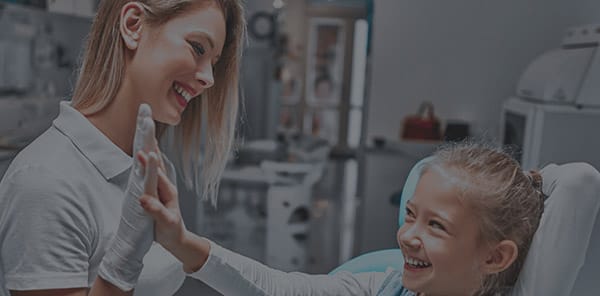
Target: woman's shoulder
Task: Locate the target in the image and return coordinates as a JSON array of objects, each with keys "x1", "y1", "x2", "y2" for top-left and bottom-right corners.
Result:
[
  {"x1": 0, "y1": 131, "x2": 103, "y2": 231},
  {"x1": 6, "y1": 126, "x2": 89, "y2": 181},
  {"x1": 1, "y1": 130, "x2": 96, "y2": 204}
]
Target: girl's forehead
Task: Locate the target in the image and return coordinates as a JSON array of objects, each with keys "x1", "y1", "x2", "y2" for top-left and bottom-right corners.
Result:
[{"x1": 410, "y1": 169, "x2": 475, "y2": 222}]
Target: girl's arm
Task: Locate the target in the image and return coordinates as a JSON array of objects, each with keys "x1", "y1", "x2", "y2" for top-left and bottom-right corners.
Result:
[{"x1": 140, "y1": 167, "x2": 385, "y2": 296}]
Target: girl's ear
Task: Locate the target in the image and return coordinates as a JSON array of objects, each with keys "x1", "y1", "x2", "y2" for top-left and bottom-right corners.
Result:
[
  {"x1": 120, "y1": 2, "x2": 145, "y2": 50},
  {"x1": 481, "y1": 240, "x2": 518, "y2": 275}
]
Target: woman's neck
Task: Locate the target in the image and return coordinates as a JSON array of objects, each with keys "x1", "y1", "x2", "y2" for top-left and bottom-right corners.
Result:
[{"x1": 83, "y1": 88, "x2": 139, "y2": 156}]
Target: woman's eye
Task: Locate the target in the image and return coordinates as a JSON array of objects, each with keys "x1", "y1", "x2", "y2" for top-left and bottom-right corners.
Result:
[
  {"x1": 429, "y1": 220, "x2": 446, "y2": 231},
  {"x1": 405, "y1": 208, "x2": 415, "y2": 219},
  {"x1": 190, "y1": 41, "x2": 205, "y2": 56}
]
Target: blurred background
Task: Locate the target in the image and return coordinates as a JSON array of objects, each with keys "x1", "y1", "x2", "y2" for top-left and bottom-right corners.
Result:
[{"x1": 3, "y1": 0, "x2": 600, "y2": 294}]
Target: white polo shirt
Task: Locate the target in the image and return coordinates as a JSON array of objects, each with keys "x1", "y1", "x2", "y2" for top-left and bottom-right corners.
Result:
[{"x1": 0, "y1": 101, "x2": 184, "y2": 295}]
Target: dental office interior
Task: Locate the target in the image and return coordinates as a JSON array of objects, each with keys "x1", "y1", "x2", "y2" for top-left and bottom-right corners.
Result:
[{"x1": 1, "y1": 0, "x2": 600, "y2": 295}]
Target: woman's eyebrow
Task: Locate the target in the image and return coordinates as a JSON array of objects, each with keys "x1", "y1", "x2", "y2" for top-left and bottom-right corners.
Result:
[
  {"x1": 189, "y1": 30, "x2": 215, "y2": 51},
  {"x1": 189, "y1": 30, "x2": 222, "y2": 61}
]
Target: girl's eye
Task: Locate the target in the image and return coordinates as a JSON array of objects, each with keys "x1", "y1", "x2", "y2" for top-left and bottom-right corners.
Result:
[
  {"x1": 405, "y1": 208, "x2": 416, "y2": 219},
  {"x1": 429, "y1": 220, "x2": 446, "y2": 231},
  {"x1": 190, "y1": 41, "x2": 205, "y2": 56}
]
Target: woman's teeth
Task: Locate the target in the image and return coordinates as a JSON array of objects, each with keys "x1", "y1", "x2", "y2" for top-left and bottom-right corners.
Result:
[
  {"x1": 173, "y1": 84, "x2": 192, "y2": 102},
  {"x1": 405, "y1": 256, "x2": 432, "y2": 268}
]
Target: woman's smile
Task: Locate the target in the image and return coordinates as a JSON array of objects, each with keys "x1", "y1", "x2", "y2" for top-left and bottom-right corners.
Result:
[{"x1": 172, "y1": 82, "x2": 194, "y2": 110}]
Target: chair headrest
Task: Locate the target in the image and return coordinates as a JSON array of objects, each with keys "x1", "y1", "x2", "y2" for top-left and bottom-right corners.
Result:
[
  {"x1": 513, "y1": 163, "x2": 600, "y2": 295},
  {"x1": 398, "y1": 156, "x2": 433, "y2": 227}
]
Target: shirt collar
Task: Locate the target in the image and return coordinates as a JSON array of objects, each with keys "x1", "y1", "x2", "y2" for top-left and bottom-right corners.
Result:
[{"x1": 53, "y1": 101, "x2": 132, "y2": 180}]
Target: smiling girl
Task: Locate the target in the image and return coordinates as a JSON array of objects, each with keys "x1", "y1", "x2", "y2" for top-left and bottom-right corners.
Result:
[{"x1": 135, "y1": 141, "x2": 544, "y2": 296}]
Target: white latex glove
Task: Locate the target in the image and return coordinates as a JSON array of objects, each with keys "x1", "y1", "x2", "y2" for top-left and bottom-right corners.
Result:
[{"x1": 98, "y1": 104, "x2": 159, "y2": 291}]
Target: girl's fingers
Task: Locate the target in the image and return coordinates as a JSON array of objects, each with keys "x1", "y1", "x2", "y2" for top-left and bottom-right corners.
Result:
[
  {"x1": 148, "y1": 138, "x2": 167, "y2": 173},
  {"x1": 139, "y1": 150, "x2": 169, "y2": 177},
  {"x1": 140, "y1": 194, "x2": 178, "y2": 226},
  {"x1": 157, "y1": 169, "x2": 178, "y2": 206},
  {"x1": 140, "y1": 194, "x2": 168, "y2": 221}
]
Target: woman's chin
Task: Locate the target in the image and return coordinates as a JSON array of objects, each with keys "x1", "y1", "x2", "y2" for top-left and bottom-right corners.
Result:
[{"x1": 155, "y1": 113, "x2": 181, "y2": 126}]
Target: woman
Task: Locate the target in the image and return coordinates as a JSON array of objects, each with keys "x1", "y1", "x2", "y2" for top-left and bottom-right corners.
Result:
[{"x1": 0, "y1": 0, "x2": 245, "y2": 295}]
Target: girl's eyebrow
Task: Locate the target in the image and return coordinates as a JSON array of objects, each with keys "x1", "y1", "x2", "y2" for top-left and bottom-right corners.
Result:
[
  {"x1": 431, "y1": 212, "x2": 454, "y2": 228},
  {"x1": 408, "y1": 199, "x2": 456, "y2": 230}
]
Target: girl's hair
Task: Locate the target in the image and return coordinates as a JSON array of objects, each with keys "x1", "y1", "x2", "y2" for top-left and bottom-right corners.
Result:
[
  {"x1": 423, "y1": 141, "x2": 545, "y2": 295},
  {"x1": 72, "y1": 0, "x2": 246, "y2": 204}
]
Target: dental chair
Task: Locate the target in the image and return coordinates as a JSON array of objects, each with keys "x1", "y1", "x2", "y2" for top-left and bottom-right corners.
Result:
[{"x1": 331, "y1": 158, "x2": 600, "y2": 296}]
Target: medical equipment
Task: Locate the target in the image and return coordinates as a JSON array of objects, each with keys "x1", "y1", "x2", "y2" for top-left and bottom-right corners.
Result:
[
  {"x1": 501, "y1": 24, "x2": 600, "y2": 170},
  {"x1": 198, "y1": 158, "x2": 325, "y2": 272}
]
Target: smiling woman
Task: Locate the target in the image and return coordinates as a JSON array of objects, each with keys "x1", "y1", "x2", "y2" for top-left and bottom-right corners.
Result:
[
  {"x1": 0, "y1": 0, "x2": 246, "y2": 295},
  {"x1": 74, "y1": 0, "x2": 245, "y2": 203},
  {"x1": 105, "y1": 2, "x2": 225, "y2": 124}
]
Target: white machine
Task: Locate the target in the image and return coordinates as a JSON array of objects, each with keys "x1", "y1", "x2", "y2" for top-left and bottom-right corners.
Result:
[{"x1": 501, "y1": 24, "x2": 600, "y2": 170}]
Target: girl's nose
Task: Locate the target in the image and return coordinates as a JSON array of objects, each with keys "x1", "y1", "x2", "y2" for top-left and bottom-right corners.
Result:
[{"x1": 397, "y1": 225, "x2": 422, "y2": 249}]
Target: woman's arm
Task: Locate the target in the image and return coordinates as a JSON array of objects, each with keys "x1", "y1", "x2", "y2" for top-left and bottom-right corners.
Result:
[
  {"x1": 10, "y1": 288, "x2": 87, "y2": 296},
  {"x1": 11, "y1": 277, "x2": 131, "y2": 296},
  {"x1": 88, "y1": 277, "x2": 133, "y2": 296}
]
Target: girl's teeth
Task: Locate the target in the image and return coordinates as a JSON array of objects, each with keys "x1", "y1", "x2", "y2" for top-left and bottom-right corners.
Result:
[{"x1": 406, "y1": 257, "x2": 431, "y2": 268}]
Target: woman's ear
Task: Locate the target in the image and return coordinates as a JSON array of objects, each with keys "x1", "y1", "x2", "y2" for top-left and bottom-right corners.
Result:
[
  {"x1": 481, "y1": 240, "x2": 519, "y2": 275},
  {"x1": 120, "y1": 2, "x2": 145, "y2": 50}
]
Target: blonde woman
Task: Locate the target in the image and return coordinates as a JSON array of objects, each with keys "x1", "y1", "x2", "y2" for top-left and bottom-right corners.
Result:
[
  {"x1": 135, "y1": 142, "x2": 545, "y2": 296},
  {"x1": 0, "y1": 0, "x2": 245, "y2": 295}
]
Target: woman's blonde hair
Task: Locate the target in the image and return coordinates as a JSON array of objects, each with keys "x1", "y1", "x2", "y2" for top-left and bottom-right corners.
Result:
[
  {"x1": 72, "y1": 0, "x2": 246, "y2": 204},
  {"x1": 424, "y1": 141, "x2": 545, "y2": 296}
]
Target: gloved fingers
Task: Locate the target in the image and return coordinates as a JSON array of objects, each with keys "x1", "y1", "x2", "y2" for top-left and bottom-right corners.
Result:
[
  {"x1": 136, "y1": 150, "x2": 148, "y2": 170},
  {"x1": 141, "y1": 118, "x2": 165, "y2": 177},
  {"x1": 144, "y1": 152, "x2": 159, "y2": 197},
  {"x1": 133, "y1": 105, "x2": 155, "y2": 177},
  {"x1": 141, "y1": 117, "x2": 156, "y2": 153},
  {"x1": 133, "y1": 104, "x2": 152, "y2": 155},
  {"x1": 137, "y1": 103, "x2": 152, "y2": 119},
  {"x1": 138, "y1": 150, "x2": 173, "y2": 187}
]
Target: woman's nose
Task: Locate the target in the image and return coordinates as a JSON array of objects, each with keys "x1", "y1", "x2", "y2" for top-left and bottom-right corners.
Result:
[{"x1": 195, "y1": 64, "x2": 214, "y2": 88}]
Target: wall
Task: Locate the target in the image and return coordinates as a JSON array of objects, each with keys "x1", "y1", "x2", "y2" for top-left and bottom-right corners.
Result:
[{"x1": 366, "y1": 0, "x2": 600, "y2": 143}]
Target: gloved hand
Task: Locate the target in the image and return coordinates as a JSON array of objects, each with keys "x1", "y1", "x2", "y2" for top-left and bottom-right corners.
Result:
[{"x1": 98, "y1": 104, "x2": 160, "y2": 291}]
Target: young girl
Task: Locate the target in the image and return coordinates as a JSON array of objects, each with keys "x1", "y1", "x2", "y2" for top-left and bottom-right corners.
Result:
[
  {"x1": 0, "y1": 1, "x2": 245, "y2": 295},
  {"x1": 136, "y1": 142, "x2": 545, "y2": 296}
]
